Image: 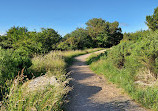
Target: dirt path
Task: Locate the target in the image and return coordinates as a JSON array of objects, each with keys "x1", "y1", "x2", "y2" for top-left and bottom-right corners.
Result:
[{"x1": 64, "y1": 50, "x2": 148, "y2": 111}]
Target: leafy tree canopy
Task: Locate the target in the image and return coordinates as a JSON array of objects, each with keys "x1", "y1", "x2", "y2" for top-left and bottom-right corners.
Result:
[
  {"x1": 37, "y1": 28, "x2": 61, "y2": 52},
  {"x1": 146, "y1": 7, "x2": 158, "y2": 31},
  {"x1": 86, "y1": 18, "x2": 123, "y2": 47}
]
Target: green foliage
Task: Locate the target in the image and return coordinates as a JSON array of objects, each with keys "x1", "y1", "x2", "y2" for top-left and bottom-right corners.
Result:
[
  {"x1": 86, "y1": 18, "x2": 108, "y2": 39},
  {"x1": 57, "y1": 18, "x2": 123, "y2": 50},
  {"x1": 37, "y1": 28, "x2": 62, "y2": 52},
  {"x1": 0, "y1": 35, "x2": 13, "y2": 49},
  {"x1": 0, "y1": 47, "x2": 32, "y2": 100},
  {"x1": 1, "y1": 19, "x2": 122, "y2": 52},
  {"x1": 30, "y1": 51, "x2": 66, "y2": 78},
  {"x1": 57, "y1": 36, "x2": 78, "y2": 50},
  {"x1": 58, "y1": 28, "x2": 92, "y2": 50},
  {"x1": 86, "y1": 18, "x2": 123, "y2": 47},
  {"x1": 12, "y1": 37, "x2": 42, "y2": 56},
  {"x1": 0, "y1": 27, "x2": 62, "y2": 56},
  {"x1": 96, "y1": 33, "x2": 109, "y2": 47},
  {"x1": 0, "y1": 27, "x2": 42, "y2": 56},
  {"x1": 87, "y1": 30, "x2": 158, "y2": 110},
  {"x1": 122, "y1": 30, "x2": 150, "y2": 42},
  {"x1": 146, "y1": 7, "x2": 158, "y2": 31},
  {"x1": 6, "y1": 26, "x2": 28, "y2": 42}
]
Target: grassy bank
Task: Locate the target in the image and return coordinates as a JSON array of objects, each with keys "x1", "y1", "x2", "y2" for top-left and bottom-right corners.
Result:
[
  {"x1": 1, "y1": 48, "x2": 102, "y2": 111},
  {"x1": 87, "y1": 31, "x2": 158, "y2": 110}
]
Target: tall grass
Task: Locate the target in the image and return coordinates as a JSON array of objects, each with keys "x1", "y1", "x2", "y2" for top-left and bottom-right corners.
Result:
[
  {"x1": 1, "y1": 48, "x2": 103, "y2": 111},
  {"x1": 1, "y1": 71, "x2": 70, "y2": 111},
  {"x1": 30, "y1": 48, "x2": 103, "y2": 78}
]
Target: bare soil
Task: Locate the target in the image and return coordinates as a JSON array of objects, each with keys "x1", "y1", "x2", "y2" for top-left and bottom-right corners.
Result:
[{"x1": 64, "y1": 50, "x2": 149, "y2": 111}]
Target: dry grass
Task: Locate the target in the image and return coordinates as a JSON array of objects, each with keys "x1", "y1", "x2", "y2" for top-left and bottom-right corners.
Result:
[
  {"x1": 1, "y1": 48, "x2": 103, "y2": 111},
  {"x1": 135, "y1": 67, "x2": 158, "y2": 87}
]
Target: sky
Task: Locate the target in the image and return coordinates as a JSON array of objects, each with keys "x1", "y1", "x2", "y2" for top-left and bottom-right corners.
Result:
[{"x1": 0, "y1": 0, "x2": 158, "y2": 36}]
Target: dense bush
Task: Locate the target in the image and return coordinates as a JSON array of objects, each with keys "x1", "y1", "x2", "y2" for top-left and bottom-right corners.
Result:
[
  {"x1": 0, "y1": 27, "x2": 61, "y2": 56},
  {"x1": 37, "y1": 28, "x2": 62, "y2": 52},
  {"x1": 122, "y1": 30, "x2": 150, "y2": 42},
  {"x1": 146, "y1": 7, "x2": 158, "y2": 31},
  {"x1": 57, "y1": 28, "x2": 93, "y2": 50},
  {"x1": 0, "y1": 47, "x2": 32, "y2": 100},
  {"x1": 87, "y1": 30, "x2": 158, "y2": 110}
]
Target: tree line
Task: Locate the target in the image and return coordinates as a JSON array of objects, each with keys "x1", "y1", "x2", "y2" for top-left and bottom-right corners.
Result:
[
  {"x1": 0, "y1": 18, "x2": 123, "y2": 100},
  {"x1": 0, "y1": 18, "x2": 123, "y2": 56},
  {"x1": 1, "y1": 6, "x2": 158, "y2": 56}
]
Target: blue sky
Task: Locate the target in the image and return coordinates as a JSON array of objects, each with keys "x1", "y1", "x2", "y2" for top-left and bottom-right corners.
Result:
[{"x1": 0, "y1": 0, "x2": 158, "y2": 36}]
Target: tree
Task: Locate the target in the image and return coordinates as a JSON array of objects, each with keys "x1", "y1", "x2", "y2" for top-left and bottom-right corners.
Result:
[
  {"x1": 1, "y1": 27, "x2": 43, "y2": 56},
  {"x1": 108, "y1": 21, "x2": 123, "y2": 47},
  {"x1": 70, "y1": 28, "x2": 92, "y2": 49},
  {"x1": 146, "y1": 7, "x2": 158, "y2": 31},
  {"x1": 96, "y1": 32, "x2": 109, "y2": 47},
  {"x1": 37, "y1": 28, "x2": 62, "y2": 52},
  {"x1": 86, "y1": 18, "x2": 123, "y2": 47},
  {"x1": 0, "y1": 26, "x2": 29, "y2": 49},
  {"x1": 0, "y1": 35, "x2": 13, "y2": 49},
  {"x1": 86, "y1": 18, "x2": 107, "y2": 40},
  {"x1": 58, "y1": 28, "x2": 92, "y2": 50},
  {"x1": 7, "y1": 26, "x2": 28, "y2": 42}
]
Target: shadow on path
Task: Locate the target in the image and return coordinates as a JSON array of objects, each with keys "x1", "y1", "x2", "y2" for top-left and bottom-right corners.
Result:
[{"x1": 64, "y1": 50, "x2": 147, "y2": 111}]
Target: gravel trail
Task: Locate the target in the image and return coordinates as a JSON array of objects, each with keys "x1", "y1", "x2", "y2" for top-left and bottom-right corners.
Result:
[{"x1": 65, "y1": 50, "x2": 148, "y2": 111}]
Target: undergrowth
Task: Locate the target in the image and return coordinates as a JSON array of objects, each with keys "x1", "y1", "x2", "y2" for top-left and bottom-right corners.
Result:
[
  {"x1": 87, "y1": 31, "x2": 158, "y2": 110},
  {"x1": 0, "y1": 48, "x2": 102, "y2": 111}
]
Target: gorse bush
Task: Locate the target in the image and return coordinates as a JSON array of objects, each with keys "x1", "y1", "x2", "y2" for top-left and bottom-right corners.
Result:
[
  {"x1": 87, "y1": 30, "x2": 158, "y2": 110},
  {"x1": 122, "y1": 30, "x2": 150, "y2": 42},
  {"x1": 0, "y1": 47, "x2": 32, "y2": 100},
  {"x1": 108, "y1": 30, "x2": 158, "y2": 75}
]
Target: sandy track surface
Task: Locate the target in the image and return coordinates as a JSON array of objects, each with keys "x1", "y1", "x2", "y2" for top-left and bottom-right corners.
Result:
[{"x1": 64, "y1": 50, "x2": 148, "y2": 111}]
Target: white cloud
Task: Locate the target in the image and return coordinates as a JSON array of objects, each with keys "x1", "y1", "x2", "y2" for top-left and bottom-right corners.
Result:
[{"x1": 119, "y1": 23, "x2": 129, "y2": 27}]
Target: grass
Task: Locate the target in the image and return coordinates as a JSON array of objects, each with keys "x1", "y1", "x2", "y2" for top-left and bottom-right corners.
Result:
[
  {"x1": 1, "y1": 48, "x2": 103, "y2": 111},
  {"x1": 1, "y1": 73, "x2": 70, "y2": 111},
  {"x1": 87, "y1": 51, "x2": 158, "y2": 111}
]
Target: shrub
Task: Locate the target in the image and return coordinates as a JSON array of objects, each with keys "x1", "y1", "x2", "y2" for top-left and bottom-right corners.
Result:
[
  {"x1": 87, "y1": 30, "x2": 158, "y2": 110},
  {"x1": 0, "y1": 47, "x2": 32, "y2": 100}
]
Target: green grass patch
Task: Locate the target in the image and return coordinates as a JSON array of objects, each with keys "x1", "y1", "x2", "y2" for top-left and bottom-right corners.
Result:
[{"x1": 87, "y1": 31, "x2": 158, "y2": 110}]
